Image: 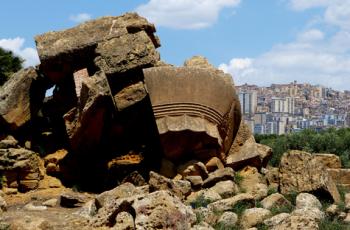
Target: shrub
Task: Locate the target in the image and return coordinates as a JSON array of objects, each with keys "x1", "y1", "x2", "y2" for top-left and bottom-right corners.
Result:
[
  {"x1": 319, "y1": 217, "x2": 350, "y2": 230},
  {"x1": 230, "y1": 200, "x2": 252, "y2": 216},
  {"x1": 190, "y1": 194, "x2": 212, "y2": 209}
]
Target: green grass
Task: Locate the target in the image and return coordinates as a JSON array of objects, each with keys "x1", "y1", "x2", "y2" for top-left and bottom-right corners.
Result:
[
  {"x1": 270, "y1": 204, "x2": 293, "y2": 215},
  {"x1": 230, "y1": 200, "x2": 253, "y2": 216},
  {"x1": 284, "y1": 191, "x2": 298, "y2": 206},
  {"x1": 214, "y1": 223, "x2": 240, "y2": 230},
  {"x1": 234, "y1": 172, "x2": 243, "y2": 185},
  {"x1": 190, "y1": 194, "x2": 213, "y2": 209},
  {"x1": 319, "y1": 217, "x2": 350, "y2": 230},
  {"x1": 256, "y1": 223, "x2": 269, "y2": 230},
  {"x1": 267, "y1": 187, "x2": 278, "y2": 196}
]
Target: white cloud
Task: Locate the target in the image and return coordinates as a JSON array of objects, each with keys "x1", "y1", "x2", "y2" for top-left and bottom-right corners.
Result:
[
  {"x1": 297, "y1": 29, "x2": 324, "y2": 42},
  {"x1": 289, "y1": 0, "x2": 331, "y2": 11},
  {"x1": 136, "y1": 0, "x2": 241, "y2": 29},
  {"x1": 0, "y1": 37, "x2": 39, "y2": 67},
  {"x1": 219, "y1": 28, "x2": 350, "y2": 90},
  {"x1": 69, "y1": 13, "x2": 92, "y2": 23}
]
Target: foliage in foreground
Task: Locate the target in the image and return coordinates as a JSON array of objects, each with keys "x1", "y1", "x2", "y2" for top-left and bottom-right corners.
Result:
[
  {"x1": 0, "y1": 47, "x2": 23, "y2": 86},
  {"x1": 255, "y1": 128, "x2": 350, "y2": 167}
]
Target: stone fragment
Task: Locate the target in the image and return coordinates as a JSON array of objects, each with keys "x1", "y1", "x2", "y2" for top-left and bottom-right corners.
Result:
[
  {"x1": 24, "y1": 203, "x2": 48, "y2": 211},
  {"x1": 264, "y1": 166, "x2": 279, "y2": 187},
  {"x1": 132, "y1": 190, "x2": 196, "y2": 229},
  {"x1": 144, "y1": 65, "x2": 240, "y2": 161},
  {"x1": 43, "y1": 149, "x2": 68, "y2": 174},
  {"x1": 345, "y1": 193, "x2": 350, "y2": 209},
  {"x1": 149, "y1": 171, "x2": 191, "y2": 199},
  {"x1": 325, "y1": 204, "x2": 338, "y2": 215},
  {"x1": 177, "y1": 160, "x2": 209, "y2": 179},
  {"x1": 42, "y1": 198, "x2": 58, "y2": 207},
  {"x1": 185, "y1": 176, "x2": 203, "y2": 189},
  {"x1": 202, "y1": 167, "x2": 234, "y2": 188},
  {"x1": 191, "y1": 222, "x2": 215, "y2": 230},
  {"x1": 9, "y1": 216, "x2": 52, "y2": 230},
  {"x1": 187, "y1": 190, "x2": 222, "y2": 206},
  {"x1": 240, "y1": 208, "x2": 271, "y2": 229},
  {"x1": 115, "y1": 211, "x2": 135, "y2": 230},
  {"x1": 96, "y1": 182, "x2": 138, "y2": 208},
  {"x1": 327, "y1": 168, "x2": 350, "y2": 187},
  {"x1": 205, "y1": 157, "x2": 224, "y2": 172},
  {"x1": 217, "y1": 211, "x2": 238, "y2": 228},
  {"x1": 207, "y1": 193, "x2": 254, "y2": 212},
  {"x1": 36, "y1": 13, "x2": 160, "y2": 81},
  {"x1": 38, "y1": 175, "x2": 63, "y2": 189},
  {"x1": 279, "y1": 150, "x2": 340, "y2": 202},
  {"x1": 0, "y1": 67, "x2": 46, "y2": 130},
  {"x1": 74, "y1": 199, "x2": 98, "y2": 218},
  {"x1": 208, "y1": 180, "x2": 237, "y2": 199},
  {"x1": 114, "y1": 81, "x2": 147, "y2": 111},
  {"x1": 313, "y1": 153, "x2": 342, "y2": 168},
  {"x1": 0, "y1": 196, "x2": 7, "y2": 212},
  {"x1": 261, "y1": 193, "x2": 292, "y2": 210},
  {"x1": 0, "y1": 135, "x2": 18, "y2": 149},
  {"x1": 193, "y1": 207, "x2": 218, "y2": 226},
  {"x1": 60, "y1": 192, "x2": 89, "y2": 208},
  {"x1": 264, "y1": 213, "x2": 291, "y2": 227},
  {"x1": 295, "y1": 193, "x2": 322, "y2": 210}
]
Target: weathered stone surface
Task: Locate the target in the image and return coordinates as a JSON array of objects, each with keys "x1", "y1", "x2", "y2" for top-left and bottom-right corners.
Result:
[
  {"x1": 191, "y1": 222, "x2": 215, "y2": 230},
  {"x1": 240, "y1": 208, "x2": 271, "y2": 229},
  {"x1": 9, "y1": 216, "x2": 52, "y2": 230},
  {"x1": 208, "y1": 180, "x2": 237, "y2": 199},
  {"x1": 114, "y1": 211, "x2": 135, "y2": 230},
  {"x1": 193, "y1": 207, "x2": 218, "y2": 226},
  {"x1": 0, "y1": 148, "x2": 44, "y2": 192},
  {"x1": 24, "y1": 203, "x2": 48, "y2": 211},
  {"x1": 0, "y1": 67, "x2": 46, "y2": 131},
  {"x1": 38, "y1": 175, "x2": 63, "y2": 189},
  {"x1": 178, "y1": 160, "x2": 209, "y2": 179},
  {"x1": 60, "y1": 192, "x2": 89, "y2": 208},
  {"x1": 74, "y1": 199, "x2": 98, "y2": 218},
  {"x1": 226, "y1": 136, "x2": 262, "y2": 170},
  {"x1": 96, "y1": 182, "x2": 138, "y2": 208},
  {"x1": 269, "y1": 215, "x2": 319, "y2": 230},
  {"x1": 217, "y1": 211, "x2": 238, "y2": 228},
  {"x1": 279, "y1": 150, "x2": 340, "y2": 202},
  {"x1": 238, "y1": 166, "x2": 268, "y2": 200},
  {"x1": 132, "y1": 190, "x2": 196, "y2": 229},
  {"x1": 42, "y1": 198, "x2": 58, "y2": 207},
  {"x1": 205, "y1": 157, "x2": 224, "y2": 172},
  {"x1": 149, "y1": 171, "x2": 191, "y2": 199},
  {"x1": 185, "y1": 176, "x2": 203, "y2": 189},
  {"x1": 296, "y1": 193, "x2": 322, "y2": 210},
  {"x1": 143, "y1": 65, "x2": 241, "y2": 161},
  {"x1": 186, "y1": 189, "x2": 222, "y2": 205},
  {"x1": 345, "y1": 193, "x2": 350, "y2": 209},
  {"x1": 0, "y1": 196, "x2": 7, "y2": 212},
  {"x1": 264, "y1": 166, "x2": 279, "y2": 187},
  {"x1": 313, "y1": 153, "x2": 342, "y2": 168},
  {"x1": 63, "y1": 71, "x2": 112, "y2": 153},
  {"x1": 202, "y1": 167, "x2": 234, "y2": 188},
  {"x1": 43, "y1": 149, "x2": 68, "y2": 174},
  {"x1": 36, "y1": 13, "x2": 160, "y2": 81},
  {"x1": 114, "y1": 81, "x2": 147, "y2": 111},
  {"x1": 207, "y1": 193, "x2": 254, "y2": 212},
  {"x1": 327, "y1": 168, "x2": 350, "y2": 186},
  {"x1": 261, "y1": 193, "x2": 292, "y2": 210},
  {"x1": 0, "y1": 135, "x2": 18, "y2": 149},
  {"x1": 264, "y1": 213, "x2": 291, "y2": 227}
]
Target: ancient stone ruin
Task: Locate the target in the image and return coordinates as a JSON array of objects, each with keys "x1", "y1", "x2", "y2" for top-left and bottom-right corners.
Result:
[
  {"x1": 0, "y1": 12, "x2": 251, "y2": 191},
  {"x1": 2, "y1": 12, "x2": 350, "y2": 230}
]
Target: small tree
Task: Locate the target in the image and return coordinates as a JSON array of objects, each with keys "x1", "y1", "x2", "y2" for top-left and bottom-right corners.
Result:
[{"x1": 0, "y1": 47, "x2": 23, "y2": 86}]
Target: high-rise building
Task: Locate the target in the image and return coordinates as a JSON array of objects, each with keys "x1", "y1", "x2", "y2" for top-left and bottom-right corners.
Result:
[
  {"x1": 239, "y1": 91, "x2": 257, "y2": 116},
  {"x1": 271, "y1": 97, "x2": 295, "y2": 114}
]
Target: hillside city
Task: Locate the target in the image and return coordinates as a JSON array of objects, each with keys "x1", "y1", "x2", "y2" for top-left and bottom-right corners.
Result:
[{"x1": 237, "y1": 81, "x2": 350, "y2": 135}]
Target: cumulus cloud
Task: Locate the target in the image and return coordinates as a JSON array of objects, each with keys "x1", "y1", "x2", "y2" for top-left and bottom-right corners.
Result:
[
  {"x1": 136, "y1": 0, "x2": 241, "y2": 29},
  {"x1": 219, "y1": 28, "x2": 350, "y2": 90},
  {"x1": 0, "y1": 37, "x2": 39, "y2": 67},
  {"x1": 219, "y1": 1, "x2": 350, "y2": 90},
  {"x1": 69, "y1": 13, "x2": 92, "y2": 23}
]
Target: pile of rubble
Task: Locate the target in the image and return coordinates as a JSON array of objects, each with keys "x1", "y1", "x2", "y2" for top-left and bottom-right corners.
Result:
[{"x1": 1, "y1": 12, "x2": 350, "y2": 229}]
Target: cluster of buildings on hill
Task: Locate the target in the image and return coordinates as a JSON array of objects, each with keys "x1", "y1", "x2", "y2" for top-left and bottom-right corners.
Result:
[{"x1": 236, "y1": 81, "x2": 350, "y2": 135}]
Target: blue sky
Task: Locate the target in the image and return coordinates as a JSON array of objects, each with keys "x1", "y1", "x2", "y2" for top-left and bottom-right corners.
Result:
[{"x1": 1, "y1": 0, "x2": 350, "y2": 90}]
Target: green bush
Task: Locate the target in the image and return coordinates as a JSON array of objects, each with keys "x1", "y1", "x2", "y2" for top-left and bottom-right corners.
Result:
[
  {"x1": 190, "y1": 194, "x2": 212, "y2": 209},
  {"x1": 319, "y1": 217, "x2": 350, "y2": 230},
  {"x1": 230, "y1": 200, "x2": 253, "y2": 216},
  {"x1": 255, "y1": 128, "x2": 350, "y2": 167}
]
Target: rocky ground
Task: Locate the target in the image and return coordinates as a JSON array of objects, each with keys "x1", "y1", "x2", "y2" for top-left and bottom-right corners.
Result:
[{"x1": 0, "y1": 145, "x2": 350, "y2": 229}]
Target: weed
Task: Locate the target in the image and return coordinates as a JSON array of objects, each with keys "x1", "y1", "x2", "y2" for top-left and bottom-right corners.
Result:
[
  {"x1": 230, "y1": 200, "x2": 252, "y2": 216},
  {"x1": 234, "y1": 173, "x2": 243, "y2": 185},
  {"x1": 214, "y1": 223, "x2": 240, "y2": 230},
  {"x1": 256, "y1": 223, "x2": 269, "y2": 230},
  {"x1": 319, "y1": 216, "x2": 350, "y2": 230},
  {"x1": 270, "y1": 204, "x2": 293, "y2": 215},
  {"x1": 267, "y1": 187, "x2": 278, "y2": 196},
  {"x1": 190, "y1": 194, "x2": 212, "y2": 209},
  {"x1": 284, "y1": 190, "x2": 298, "y2": 205}
]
